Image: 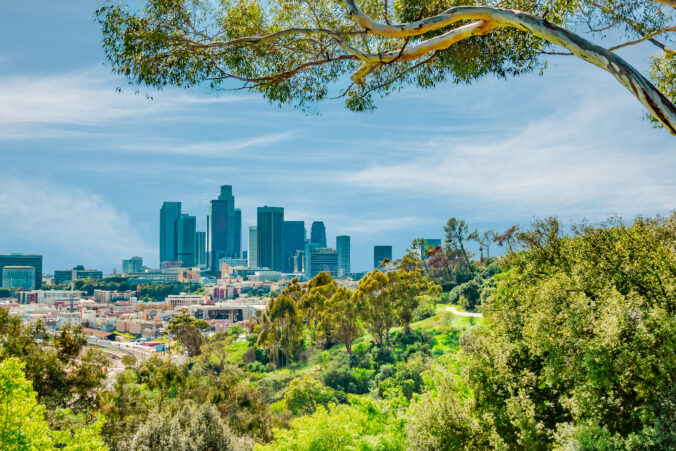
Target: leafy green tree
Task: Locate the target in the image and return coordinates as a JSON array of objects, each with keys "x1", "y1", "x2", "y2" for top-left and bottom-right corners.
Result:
[
  {"x1": 455, "y1": 215, "x2": 676, "y2": 448},
  {"x1": 298, "y1": 272, "x2": 337, "y2": 348},
  {"x1": 0, "y1": 357, "x2": 106, "y2": 451},
  {"x1": 128, "y1": 401, "x2": 245, "y2": 451},
  {"x1": 257, "y1": 295, "x2": 304, "y2": 367},
  {"x1": 96, "y1": 1, "x2": 676, "y2": 134},
  {"x1": 284, "y1": 375, "x2": 338, "y2": 415},
  {"x1": 324, "y1": 287, "x2": 362, "y2": 355},
  {"x1": 166, "y1": 311, "x2": 209, "y2": 357},
  {"x1": 357, "y1": 270, "x2": 396, "y2": 347},
  {"x1": 444, "y1": 218, "x2": 478, "y2": 274},
  {"x1": 389, "y1": 256, "x2": 441, "y2": 330},
  {"x1": 136, "y1": 355, "x2": 185, "y2": 412}
]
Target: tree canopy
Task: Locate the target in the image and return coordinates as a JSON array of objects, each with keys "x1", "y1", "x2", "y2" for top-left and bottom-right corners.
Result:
[{"x1": 96, "y1": 0, "x2": 676, "y2": 134}]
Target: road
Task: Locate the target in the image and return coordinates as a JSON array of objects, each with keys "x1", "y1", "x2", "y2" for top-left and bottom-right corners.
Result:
[{"x1": 445, "y1": 306, "x2": 483, "y2": 318}]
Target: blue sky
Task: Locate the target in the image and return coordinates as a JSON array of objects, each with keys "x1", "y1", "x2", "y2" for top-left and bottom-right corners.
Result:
[{"x1": 0, "y1": 1, "x2": 674, "y2": 273}]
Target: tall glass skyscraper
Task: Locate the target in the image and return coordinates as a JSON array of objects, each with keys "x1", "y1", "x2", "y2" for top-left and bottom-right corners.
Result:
[
  {"x1": 310, "y1": 221, "x2": 327, "y2": 248},
  {"x1": 257, "y1": 207, "x2": 284, "y2": 271},
  {"x1": 283, "y1": 220, "x2": 305, "y2": 273},
  {"x1": 336, "y1": 235, "x2": 350, "y2": 277},
  {"x1": 122, "y1": 256, "x2": 143, "y2": 274},
  {"x1": 177, "y1": 214, "x2": 197, "y2": 267},
  {"x1": 207, "y1": 185, "x2": 241, "y2": 271},
  {"x1": 248, "y1": 226, "x2": 258, "y2": 268},
  {"x1": 374, "y1": 245, "x2": 393, "y2": 268},
  {"x1": 308, "y1": 247, "x2": 338, "y2": 278},
  {"x1": 195, "y1": 231, "x2": 207, "y2": 266},
  {"x1": 160, "y1": 202, "x2": 181, "y2": 263}
]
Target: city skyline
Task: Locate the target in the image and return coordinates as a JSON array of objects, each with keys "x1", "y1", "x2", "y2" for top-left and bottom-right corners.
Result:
[{"x1": 1, "y1": 2, "x2": 674, "y2": 274}]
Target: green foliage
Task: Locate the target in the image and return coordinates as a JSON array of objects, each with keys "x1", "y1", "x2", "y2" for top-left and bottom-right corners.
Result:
[
  {"x1": 127, "y1": 400, "x2": 246, "y2": 450},
  {"x1": 283, "y1": 375, "x2": 338, "y2": 415},
  {"x1": 166, "y1": 311, "x2": 210, "y2": 356},
  {"x1": 418, "y1": 215, "x2": 676, "y2": 449},
  {"x1": 0, "y1": 357, "x2": 106, "y2": 450},
  {"x1": 258, "y1": 394, "x2": 408, "y2": 451}
]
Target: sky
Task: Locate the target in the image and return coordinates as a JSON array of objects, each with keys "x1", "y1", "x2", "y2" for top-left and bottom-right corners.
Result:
[{"x1": 0, "y1": 1, "x2": 674, "y2": 274}]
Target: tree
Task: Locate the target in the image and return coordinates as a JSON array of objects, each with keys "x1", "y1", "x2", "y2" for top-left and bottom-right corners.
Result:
[
  {"x1": 474, "y1": 229, "x2": 496, "y2": 261},
  {"x1": 257, "y1": 294, "x2": 305, "y2": 367},
  {"x1": 96, "y1": 0, "x2": 676, "y2": 135},
  {"x1": 388, "y1": 257, "x2": 441, "y2": 330},
  {"x1": 444, "y1": 218, "x2": 477, "y2": 274},
  {"x1": 166, "y1": 311, "x2": 209, "y2": 357},
  {"x1": 449, "y1": 214, "x2": 676, "y2": 448},
  {"x1": 0, "y1": 357, "x2": 107, "y2": 451},
  {"x1": 357, "y1": 270, "x2": 396, "y2": 347},
  {"x1": 128, "y1": 401, "x2": 244, "y2": 451},
  {"x1": 494, "y1": 225, "x2": 518, "y2": 252},
  {"x1": 324, "y1": 287, "x2": 362, "y2": 355},
  {"x1": 284, "y1": 375, "x2": 338, "y2": 415},
  {"x1": 136, "y1": 355, "x2": 184, "y2": 413}
]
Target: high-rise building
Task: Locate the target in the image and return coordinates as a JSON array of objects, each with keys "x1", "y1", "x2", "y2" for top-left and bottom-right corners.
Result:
[
  {"x1": 122, "y1": 256, "x2": 143, "y2": 274},
  {"x1": 207, "y1": 185, "x2": 240, "y2": 271},
  {"x1": 257, "y1": 206, "x2": 284, "y2": 272},
  {"x1": 0, "y1": 254, "x2": 42, "y2": 289},
  {"x1": 248, "y1": 226, "x2": 258, "y2": 268},
  {"x1": 374, "y1": 245, "x2": 393, "y2": 268},
  {"x1": 283, "y1": 220, "x2": 305, "y2": 273},
  {"x1": 177, "y1": 214, "x2": 197, "y2": 267},
  {"x1": 160, "y1": 202, "x2": 181, "y2": 263},
  {"x1": 310, "y1": 221, "x2": 327, "y2": 248},
  {"x1": 308, "y1": 248, "x2": 338, "y2": 278},
  {"x1": 336, "y1": 235, "x2": 350, "y2": 277},
  {"x1": 304, "y1": 240, "x2": 319, "y2": 279},
  {"x1": 1, "y1": 266, "x2": 36, "y2": 289},
  {"x1": 195, "y1": 232, "x2": 207, "y2": 267}
]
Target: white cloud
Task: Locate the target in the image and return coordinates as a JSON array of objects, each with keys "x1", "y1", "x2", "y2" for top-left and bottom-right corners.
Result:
[
  {"x1": 118, "y1": 132, "x2": 296, "y2": 156},
  {"x1": 0, "y1": 176, "x2": 155, "y2": 268},
  {"x1": 339, "y1": 86, "x2": 676, "y2": 221},
  {"x1": 0, "y1": 68, "x2": 241, "y2": 131}
]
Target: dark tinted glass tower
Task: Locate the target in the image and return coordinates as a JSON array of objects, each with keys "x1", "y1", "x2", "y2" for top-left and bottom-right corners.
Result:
[
  {"x1": 310, "y1": 221, "x2": 327, "y2": 248},
  {"x1": 309, "y1": 248, "x2": 338, "y2": 278},
  {"x1": 336, "y1": 235, "x2": 350, "y2": 276},
  {"x1": 177, "y1": 214, "x2": 197, "y2": 267},
  {"x1": 195, "y1": 232, "x2": 206, "y2": 266},
  {"x1": 283, "y1": 220, "x2": 305, "y2": 273},
  {"x1": 0, "y1": 254, "x2": 42, "y2": 289},
  {"x1": 207, "y1": 185, "x2": 240, "y2": 271},
  {"x1": 257, "y1": 207, "x2": 284, "y2": 271},
  {"x1": 160, "y1": 202, "x2": 181, "y2": 263},
  {"x1": 374, "y1": 245, "x2": 393, "y2": 268}
]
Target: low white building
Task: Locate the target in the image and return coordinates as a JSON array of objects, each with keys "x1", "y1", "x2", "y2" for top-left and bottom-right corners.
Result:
[{"x1": 166, "y1": 293, "x2": 208, "y2": 308}]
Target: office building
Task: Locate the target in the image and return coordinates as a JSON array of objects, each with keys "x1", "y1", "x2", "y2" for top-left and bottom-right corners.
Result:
[
  {"x1": 374, "y1": 245, "x2": 393, "y2": 268},
  {"x1": 310, "y1": 221, "x2": 327, "y2": 247},
  {"x1": 207, "y1": 185, "x2": 241, "y2": 271},
  {"x1": 2, "y1": 266, "x2": 36, "y2": 289},
  {"x1": 195, "y1": 231, "x2": 207, "y2": 266},
  {"x1": 54, "y1": 265, "x2": 103, "y2": 285},
  {"x1": 160, "y1": 202, "x2": 181, "y2": 263},
  {"x1": 283, "y1": 220, "x2": 305, "y2": 273},
  {"x1": 177, "y1": 214, "x2": 197, "y2": 267},
  {"x1": 248, "y1": 226, "x2": 258, "y2": 268},
  {"x1": 0, "y1": 254, "x2": 42, "y2": 289},
  {"x1": 257, "y1": 206, "x2": 284, "y2": 272},
  {"x1": 308, "y1": 248, "x2": 338, "y2": 278},
  {"x1": 336, "y1": 235, "x2": 351, "y2": 277},
  {"x1": 304, "y1": 240, "x2": 319, "y2": 279},
  {"x1": 122, "y1": 256, "x2": 143, "y2": 274}
]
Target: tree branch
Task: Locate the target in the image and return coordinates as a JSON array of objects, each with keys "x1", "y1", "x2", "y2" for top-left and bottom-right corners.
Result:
[
  {"x1": 343, "y1": 1, "x2": 676, "y2": 135},
  {"x1": 608, "y1": 26, "x2": 676, "y2": 53}
]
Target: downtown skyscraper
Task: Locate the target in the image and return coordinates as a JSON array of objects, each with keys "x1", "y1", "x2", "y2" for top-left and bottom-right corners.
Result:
[
  {"x1": 283, "y1": 220, "x2": 305, "y2": 273},
  {"x1": 160, "y1": 202, "x2": 181, "y2": 263},
  {"x1": 257, "y1": 206, "x2": 284, "y2": 272},
  {"x1": 207, "y1": 185, "x2": 241, "y2": 271},
  {"x1": 177, "y1": 214, "x2": 197, "y2": 267},
  {"x1": 336, "y1": 235, "x2": 351, "y2": 276},
  {"x1": 310, "y1": 221, "x2": 327, "y2": 248}
]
